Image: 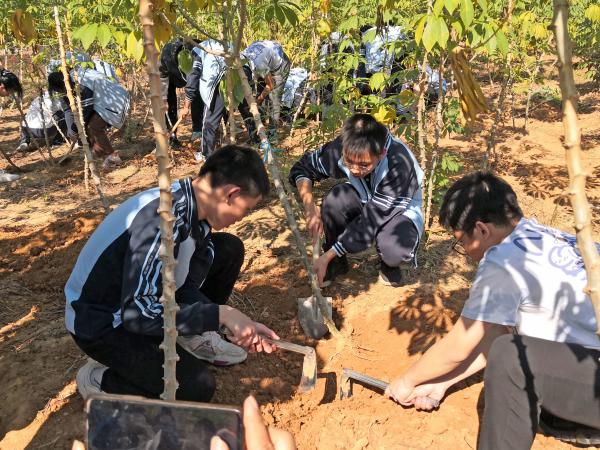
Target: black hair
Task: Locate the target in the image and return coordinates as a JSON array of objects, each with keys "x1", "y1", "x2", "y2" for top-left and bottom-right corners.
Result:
[
  {"x1": 439, "y1": 171, "x2": 523, "y2": 234},
  {"x1": 0, "y1": 69, "x2": 23, "y2": 98},
  {"x1": 47, "y1": 72, "x2": 66, "y2": 95},
  {"x1": 199, "y1": 145, "x2": 270, "y2": 198},
  {"x1": 341, "y1": 113, "x2": 388, "y2": 158}
]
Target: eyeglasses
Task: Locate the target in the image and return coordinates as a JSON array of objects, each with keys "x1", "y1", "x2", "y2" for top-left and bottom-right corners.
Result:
[
  {"x1": 451, "y1": 238, "x2": 467, "y2": 256},
  {"x1": 342, "y1": 156, "x2": 376, "y2": 172}
]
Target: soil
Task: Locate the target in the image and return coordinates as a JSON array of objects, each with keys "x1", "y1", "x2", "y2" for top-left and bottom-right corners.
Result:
[{"x1": 0, "y1": 67, "x2": 599, "y2": 450}]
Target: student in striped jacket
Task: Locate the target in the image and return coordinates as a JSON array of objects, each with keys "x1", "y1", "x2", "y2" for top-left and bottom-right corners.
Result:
[
  {"x1": 289, "y1": 113, "x2": 424, "y2": 287},
  {"x1": 66, "y1": 146, "x2": 279, "y2": 402}
]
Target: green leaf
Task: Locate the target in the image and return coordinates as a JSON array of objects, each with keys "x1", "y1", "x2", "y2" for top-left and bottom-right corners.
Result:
[
  {"x1": 438, "y1": 17, "x2": 449, "y2": 48},
  {"x1": 274, "y1": 4, "x2": 286, "y2": 25},
  {"x1": 460, "y1": 0, "x2": 474, "y2": 28},
  {"x1": 362, "y1": 28, "x2": 377, "y2": 43},
  {"x1": 316, "y1": 18, "x2": 331, "y2": 36},
  {"x1": 113, "y1": 30, "x2": 126, "y2": 47},
  {"x1": 433, "y1": 0, "x2": 445, "y2": 16},
  {"x1": 414, "y1": 15, "x2": 427, "y2": 45},
  {"x1": 125, "y1": 31, "x2": 137, "y2": 58},
  {"x1": 496, "y1": 28, "x2": 508, "y2": 56},
  {"x1": 422, "y1": 16, "x2": 441, "y2": 52},
  {"x1": 177, "y1": 49, "x2": 193, "y2": 75},
  {"x1": 585, "y1": 4, "x2": 600, "y2": 22},
  {"x1": 451, "y1": 18, "x2": 464, "y2": 36},
  {"x1": 265, "y1": 5, "x2": 274, "y2": 22},
  {"x1": 96, "y1": 24, "x2": 112, "y2": 48},
  {"x1": 369, "y1": 72, "x2": 387, "y2": 92},
  {"x1": 445, "y1": 0, "x2": 459, "y2": 14},
  {"x1": 133, "y1": 37, "x2": 144, "y2": 62},
  {"x1": 281, "y1": 5, "x2": 299, "y2": 26},
  {"x1": 80, "y1": 23, "x2": 98, "y2": 51}
]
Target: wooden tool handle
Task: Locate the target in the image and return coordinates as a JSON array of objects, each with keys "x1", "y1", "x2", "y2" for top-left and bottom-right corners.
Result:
[
  {"x1": 263, "y1": 337, "x2": 315, "y2": 356},
  {"x1": 222, "y1": 327, "x2": 314, "y2": 356}
]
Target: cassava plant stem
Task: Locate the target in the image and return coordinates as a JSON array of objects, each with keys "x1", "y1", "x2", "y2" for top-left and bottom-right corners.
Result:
[
  {"x1": 552, "y1": 0, "x2": 600, "y2": 333},
  {"x1": 140, "y1": 0, "x2": 180, "y2": 399}
]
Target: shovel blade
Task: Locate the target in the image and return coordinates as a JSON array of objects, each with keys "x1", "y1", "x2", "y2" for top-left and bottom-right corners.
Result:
[{"x1": 297, "y1": 296, "x2": 332, "y2": 340}]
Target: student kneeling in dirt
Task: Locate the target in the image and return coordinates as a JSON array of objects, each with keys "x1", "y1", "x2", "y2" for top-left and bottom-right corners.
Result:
[
  {"x1": 386, "y1": 172, "x2": 600, "y2": 450},
  {"x1": 289, "y1": 113, "x2": 423, "y2": 288},
  {"x1": 16, "y1": 72, "x2": 76, "y2": 152},
  {"x1": 65, "y1": 146, "x2": 279, "y2": 402}
]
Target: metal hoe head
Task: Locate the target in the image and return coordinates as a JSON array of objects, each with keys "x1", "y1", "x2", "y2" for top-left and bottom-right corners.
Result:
[
  {"x1": 264, "y1": 337, "x2": 317, "y2": 393},
  {"x1": 297, "y1": 295, "x2": 333, "y2": 340},
  {"x1": 339, "y1": 368, "x2": 389, "y2": 400}
]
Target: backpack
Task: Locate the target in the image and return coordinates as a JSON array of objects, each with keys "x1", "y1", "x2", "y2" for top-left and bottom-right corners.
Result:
[{"x1": 75, "y1": 67, "x2": 130, "y2": 129}]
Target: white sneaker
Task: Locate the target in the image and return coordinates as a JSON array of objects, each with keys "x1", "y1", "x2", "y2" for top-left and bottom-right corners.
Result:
[
  {"x1": 102, "y1": 152, "x2": 122, "y2": 170},
  {"x1": 76, "y1": 359, "x2": 108, "y2": 400},
  {"x1": 16, "y1": 141, "x2": 29, "y2": 152},
  {"x1": 194, "y1": 152, "x2": 206, "y2": 162},
  {"x1": 0, "y1": 169, "x2": 20, "y2": 183},
  {"x1": 178, "y1": 331, "x2": 247, "y2": 366}
]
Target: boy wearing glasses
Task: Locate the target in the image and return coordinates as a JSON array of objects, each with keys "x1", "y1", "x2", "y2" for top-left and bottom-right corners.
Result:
[
  {"x1": 289, "y1": 113, "x2": 424, "y2": 287},
  {"x1": 386, "y1": 171, "x2": 600, "y2": 449}
]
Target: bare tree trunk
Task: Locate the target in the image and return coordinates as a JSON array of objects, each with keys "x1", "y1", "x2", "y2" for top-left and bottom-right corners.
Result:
[
  {"x1": 483, "y1": 59, "x2": 512, "y2": 169},
  {"x1": 416, "y1": 53, "x2": 429, "y2": 169},
  {"x1": 424, "y1": 54, "x2": 445, "y2": 230},
  {"x1": 223, "y1": 0, "x2": 237, "y2": 143},
  {"x1": 523, "y1": 57, "x2": 541, "y2": 132},
  {"x1": 552, "y1": 0, "x2": 600, "y2": 332},
  {"x1": 140, "y1": 0, "x2": 180, "y2": 400},
  {"x1": 54, "y1": 7, "x2": 109, "y2": 213},
  {"x1": 232, "y1": 0, "x2": 340, "y2": 337}
]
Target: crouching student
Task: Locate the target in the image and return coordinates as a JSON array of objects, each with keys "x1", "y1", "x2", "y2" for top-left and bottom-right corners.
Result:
[
  {"x1": 16, "y1": 72, "x2": 76, "y2": 152},
  {"x1": 289, "y1": 113, "x2": 423, "y2": 288},
  {"x1": 71, "y1": 66, "x2": 130, "y2": 170},
  {"x1": 242, "y1": 40, "x2": 290, "y2": 125},
  {"x1": 184, "y1": 39, "x2": 257, "y2": 161},
  {"x1": 65, "y1": 146, "x2": 279, "y2": 402},
  {"x1": 386, "y1": 171, "x2": 600, "y2": 450}
]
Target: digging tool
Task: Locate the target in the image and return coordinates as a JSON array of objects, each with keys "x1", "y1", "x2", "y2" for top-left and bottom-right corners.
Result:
[
  {"x1": 263, "y1": 337, "x2": 317, "y2": 393},
  {"x1": 297, "y1": 235, "x2": 333, "y2": 339},
  {"x1": 223, "y1": 329, "x2": 317, "y2": 393},
  {"x1": 339, "y1": 368, "x2": 440, "y2": 408}
]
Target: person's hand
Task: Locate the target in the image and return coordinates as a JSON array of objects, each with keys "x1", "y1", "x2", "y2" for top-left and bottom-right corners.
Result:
[
  {"x1": 210, "y1": 396, "x2": 296, "y2": 450},
  {"x1": 256, "y1": 93, "x2": 266, "y2": 106},
  {"x1": 219, "y1": 306, "x2": 280, "y2": 353},
  {"x1": 409, "y1": 383, "x2": 447, "y2": 411},
  {"x1": 385, "y1": 375, "x2": 415, "y2": 406},
  {"x1": 312, "y1": 252, "x2": 333, "y2": 287},
  {"x1": 305, "y1": 204, "x2": 323, "y2": 245}
]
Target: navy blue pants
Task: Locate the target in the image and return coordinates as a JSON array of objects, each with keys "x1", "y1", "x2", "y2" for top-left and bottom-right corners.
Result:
[
  {"x1": 321, "y1": 183, "x2": 419, "y2": 267},
  {"x1": 72, "y1": 233, "x2": 244, "y2": 402}
]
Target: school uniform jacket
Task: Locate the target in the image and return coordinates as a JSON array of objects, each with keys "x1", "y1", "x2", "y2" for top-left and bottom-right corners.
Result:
[
  {"x1": 65, "y1": 178, "x2": 219, "y2": 341},
  {"x1": 184, "y1": 39, "x2": 226, "y2": 107},
  {"x1": 289, "y1": 132, "x2": 424, "y2": 257}
]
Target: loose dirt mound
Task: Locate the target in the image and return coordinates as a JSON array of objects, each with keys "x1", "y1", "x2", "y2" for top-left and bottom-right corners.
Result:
[{"x1": 0, "y1": 76, "x2": 599, "y2": 449}]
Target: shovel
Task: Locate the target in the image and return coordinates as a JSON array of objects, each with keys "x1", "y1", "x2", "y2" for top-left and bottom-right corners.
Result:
[
  {"x1": 223, "y1": 328, "x2": 317, "y2": 393},
  {"x1": 297, "y1": 236, "x2": 334, "y2": 339},
  {"x1": 339, "y1": 368, "x2": 439, "y2": 408}
]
